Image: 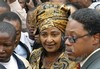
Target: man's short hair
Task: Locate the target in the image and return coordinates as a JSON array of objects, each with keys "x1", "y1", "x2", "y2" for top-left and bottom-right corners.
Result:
[
  {"x1": 70, "y1": 8, "x2": 100, "y2": 35},
  {"x1": 0, "y1": 12, "x2": 22, "y2": 26},
  {"x1": 0, "y1": 21, "x2": 16, "y2": 40}
]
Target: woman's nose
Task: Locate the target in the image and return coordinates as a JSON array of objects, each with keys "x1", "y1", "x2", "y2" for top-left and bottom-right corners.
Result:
[{"x1": 46, "y1": 36, "x2": 53, "y2": 42}]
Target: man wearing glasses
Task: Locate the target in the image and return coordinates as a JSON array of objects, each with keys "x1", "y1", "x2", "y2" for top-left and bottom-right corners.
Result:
[{"x1": 64, "y1": 8, "x2": 100, "y2": 69}]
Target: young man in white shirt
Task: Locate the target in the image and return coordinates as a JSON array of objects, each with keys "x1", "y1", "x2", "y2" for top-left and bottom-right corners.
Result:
[{"x1": 0, "y1": 22, "x2": 32, "y2": 69}]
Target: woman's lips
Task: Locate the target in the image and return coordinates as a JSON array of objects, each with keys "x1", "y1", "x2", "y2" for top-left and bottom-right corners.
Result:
[{"x1": 45, "y1": 44, "x2": 55, "y2": 47}]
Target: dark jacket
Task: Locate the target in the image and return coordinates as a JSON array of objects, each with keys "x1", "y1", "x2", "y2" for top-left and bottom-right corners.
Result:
[
  {"x1": 13, "y1": 53, "x2": 32, "y2": 69},
  {"x1": 81, "y1": 50, "x2": 100, "y2": 69}
]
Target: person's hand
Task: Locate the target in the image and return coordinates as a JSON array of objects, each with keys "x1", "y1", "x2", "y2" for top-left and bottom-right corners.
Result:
[{"x1": 6, "y1": 0, "x2": 16, "y2": 4}]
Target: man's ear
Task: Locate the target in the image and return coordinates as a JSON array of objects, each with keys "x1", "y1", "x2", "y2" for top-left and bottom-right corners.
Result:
[
  {"x1": 14, "y1": 39, "x2": 18, "y2": 48},
  {"x1": 92, "y1": 33, "x2": 100, "y2": 45}
]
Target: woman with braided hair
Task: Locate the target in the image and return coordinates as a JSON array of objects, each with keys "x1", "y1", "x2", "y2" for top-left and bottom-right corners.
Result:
[{"x1": 29, "y1": 2, "x2": 78, "y2": 69}]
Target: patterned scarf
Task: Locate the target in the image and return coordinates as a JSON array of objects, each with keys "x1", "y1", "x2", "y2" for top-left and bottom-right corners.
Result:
[{"x1": 30, "y1": 2, "x2": 70, "y2": 33}]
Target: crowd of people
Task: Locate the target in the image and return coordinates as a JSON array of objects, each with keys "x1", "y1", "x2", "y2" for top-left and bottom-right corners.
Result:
[{"x1": 0, "y1": 0, "x2": 100, "y2": 69}]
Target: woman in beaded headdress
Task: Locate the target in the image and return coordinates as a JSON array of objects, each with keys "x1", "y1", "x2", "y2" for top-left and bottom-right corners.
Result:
[{"x1": 29, "y1": 2, "x2": 78, "y2": 69}]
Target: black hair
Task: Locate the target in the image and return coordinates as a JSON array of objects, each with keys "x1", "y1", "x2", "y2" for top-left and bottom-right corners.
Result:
[
  {"x1": 0, "y1": 11, "x2": 22, "y2": 27},
  {"x1": 25, "y1": 0, "x2": 30, "y2": 3},
  {"x1": 41, "y1": 0, "x2": 49, "y2": 3},
  {"x1": 0, "y1": 0, "x2": 10, "y2": 11},
  {"x1": 32, "y1": 0, "x2": 44, "y2": 7},
  {"x1": 32, "y1": 0, "x2": 38, "y2": 7},
  {"x1": 0, "y1": 22, "x2": 16, "y2": 41},
  {"x1": 71, "y1": 8, "x2": 100, "y2": 35},
  {"x1": 35, "y1": 28, "x2": 39, "y2": 35}
]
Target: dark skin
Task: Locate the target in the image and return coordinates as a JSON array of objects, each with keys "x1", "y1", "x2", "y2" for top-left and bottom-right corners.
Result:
[
  {"x1": 0, "y1": 32, "x2": 16, "y2": 62},
  {"x1": 40, "y1": 27, "x2": 63, "y2": 68},
  {"x1": 68, "y1": 0, "x2": 92, "y2": 8},
  {"x1": 3, "y1": 19, "x2": 21, "y2": 46}
]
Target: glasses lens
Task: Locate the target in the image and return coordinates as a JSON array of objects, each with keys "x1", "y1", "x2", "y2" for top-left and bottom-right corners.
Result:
[
  {"x1": 64, "y1": 33, "x2": 89, "y2": 43},
  {"x1": 64, "y1": 36, "x2": 76, "y2": 43},
  {"x1": 69, "y1": 37, "x2": 76, "y2": 43}
]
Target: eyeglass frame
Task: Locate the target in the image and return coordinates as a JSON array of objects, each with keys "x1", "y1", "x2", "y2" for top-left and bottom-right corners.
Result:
[{"x1": 64, "y1": 33, "x2": 90, "y2": 43}]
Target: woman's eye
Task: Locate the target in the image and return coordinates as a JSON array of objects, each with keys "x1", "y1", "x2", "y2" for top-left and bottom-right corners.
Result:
[
  {"x1": 40, "y1": 33, "x2": 47, "y2": 37},
  {"x1": 51, "y1": 34, "x2": 58, "y2": 37}
]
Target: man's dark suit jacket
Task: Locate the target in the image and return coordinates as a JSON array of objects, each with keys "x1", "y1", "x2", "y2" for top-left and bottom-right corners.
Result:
[{"x1": 81, "y1": 50, "x2": 100, "y2": 69}]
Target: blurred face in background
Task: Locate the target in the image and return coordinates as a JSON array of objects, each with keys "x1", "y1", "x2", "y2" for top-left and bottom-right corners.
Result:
[
  {"x1": 26, "y1": 10, "x2": 37, "y2": 40},
  {"x1": 18, "y1": 0, "x2": 26, "y2": 8},
  {"x1": 26, "y1": 10, "x2": 40, "y2": 44},
  {"x1": 49, "y1": 0, "x2": 67, "y2": 4},
  {"x1": 68, "y1": 0, "x2": 92, "y2": 8}
]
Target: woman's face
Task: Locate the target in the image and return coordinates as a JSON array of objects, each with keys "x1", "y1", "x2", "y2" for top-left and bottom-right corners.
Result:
[{"x1": 40, "y1": 27, "x2": 62, "y2": 53}]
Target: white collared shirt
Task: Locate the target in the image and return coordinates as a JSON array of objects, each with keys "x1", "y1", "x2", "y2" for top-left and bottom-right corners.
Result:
[{"x1": 0, "y1": 55, "x2": 18, "y2": 69}]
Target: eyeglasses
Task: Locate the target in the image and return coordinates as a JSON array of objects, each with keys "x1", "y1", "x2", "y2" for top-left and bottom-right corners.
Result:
[{"x1": 64, "y1": 33, "x2": 90, "y2": 43}]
